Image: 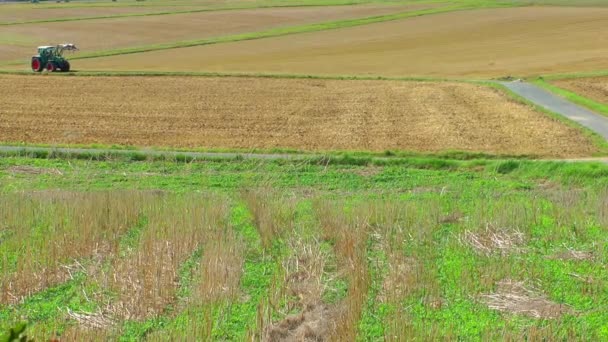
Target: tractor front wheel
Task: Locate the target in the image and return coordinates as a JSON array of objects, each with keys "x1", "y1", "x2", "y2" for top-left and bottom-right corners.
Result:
[
  {"x1": 46, "y1": 62, "x2": 56, "y2": 72},
  {"x1": 31, "y1": 57, "x2": 43, "y2": 72}
]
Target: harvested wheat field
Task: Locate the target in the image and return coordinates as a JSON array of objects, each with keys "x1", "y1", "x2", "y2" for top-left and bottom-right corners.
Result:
[
  {"x1": 0, "y1": 5, "x2": 206, "y2": 24},
  {"x1": 0, "y1": 3, "x2": 427, "y2": 63},
  {"x1": 74, "y1": 7, "x2": 608, "y2": 78},
  {"x1": 0, "y1": 75, "x2": 596, "y2": 157},
  {"x1": 553, "y1": 77, "x2": 608, "y2": 105}
]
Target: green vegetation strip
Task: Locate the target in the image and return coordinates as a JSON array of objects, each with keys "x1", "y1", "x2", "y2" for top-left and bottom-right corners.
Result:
[
  {"x1": 533, "y1": 78, "x2": 608, "y2": 118},
  {"x1": 539, "y1": 70, "x2": 608, "y2": 81}
]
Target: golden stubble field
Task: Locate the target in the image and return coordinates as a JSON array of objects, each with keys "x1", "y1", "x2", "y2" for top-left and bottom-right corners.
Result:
[
  {"x1": 71, "y1": 7, "x2": 608, "y2": 78},
  {"x1": 0, "y1": 0, "x2": 292, "y2": 23},
  {"x1": 553, "y1": 77, "x2": 608, "y2": 105},
  {"x1": 0, "y1": 5, "x2": 205, "y2": 23},
  {"x1": 0, "y1": 3, "x2": 427, "y2": 63},
  {"x1": 0, "y1": 75, "x2": 596, "y2": 157}
]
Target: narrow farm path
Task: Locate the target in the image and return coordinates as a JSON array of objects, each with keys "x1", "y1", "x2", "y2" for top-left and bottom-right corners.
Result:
[
  {"x1": 500, "y1": 81, "x2": 608, "y2": 140},
  {"x1": 0, "y1": 145, "x2": 606, "y2": 164}
]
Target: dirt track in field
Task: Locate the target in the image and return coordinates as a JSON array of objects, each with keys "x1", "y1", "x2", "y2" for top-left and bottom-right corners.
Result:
[
  {"x1": 73, "y1": 7, "x2": 608, "y2": 78},
  {"x1": 0, "y1": 75, "x2": 596, "y2": 157},
  {"x1": 553, "y1": 77, "x2": 608, "y2": 105},
  {"x1": 0, "y1": 3, "x2": 428, "y2": 63}
]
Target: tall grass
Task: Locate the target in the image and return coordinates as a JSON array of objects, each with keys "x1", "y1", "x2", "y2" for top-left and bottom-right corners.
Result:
[
  {"x1": 313, "y1": 199, "x2": 371, "y2": 340},
  {"x1": 0, "y1": 191, "x2": 143, "y2": 304},
  {"x1": 2, "y1": 182, "x2": 608, "y2": 339},
  {"x1": 241, "y1": 189, "x2": 296, "y2": 249},
  {"x1": 95, "y1": 193, "x2": 229, "y2": 320}
]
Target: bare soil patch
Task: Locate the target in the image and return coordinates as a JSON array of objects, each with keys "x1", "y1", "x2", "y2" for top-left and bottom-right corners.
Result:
[
  {"x1": 0, "y1": 75, "x2": 597, "y2": 157},
  {"x1": 480, "y1": 279, "x2": 573, "y2": 319},
  {"x1": 0, "y1": 3, "x2": 430, "y2": 63},
  {"x1": 76, "y1": 7, "x2": 608, "y2": 78},
  {"x1": 553, "y1": 77, "x2": 608, "y2": 105}
]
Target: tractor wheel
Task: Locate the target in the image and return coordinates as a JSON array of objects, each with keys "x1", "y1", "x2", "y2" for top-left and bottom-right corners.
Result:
[
  {"x1": 31, "y1": 57, "x2": 43, "y2": 72},
  {"x1": 46, "y1": 62, "x2": 56, "y2": 72},
  {"x1": 61, "y1": 60, "x2": 70, "y2": 72}
]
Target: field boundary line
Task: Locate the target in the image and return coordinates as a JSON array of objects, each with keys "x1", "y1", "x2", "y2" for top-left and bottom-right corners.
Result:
[
  {"x1": 532, "y1": 78, "x2": 608, "y2": 118},
  {"x1": 538, "y1": 70, "x2": 608, "y2": 81},
  {"x1": 0, "y1": 69, "x2": 474, "y2": 82},
  {"x1": 0, "y1": 3, "x2": 508, "y2": 66}
]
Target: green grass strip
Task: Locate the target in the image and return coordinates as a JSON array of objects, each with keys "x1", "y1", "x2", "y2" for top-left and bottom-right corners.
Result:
[
  {"x1": 211, "y1": 203, "x2": 280, "y2": 339},
  {"x1": 539, "y1": 70, "x2": 608, "y2": 81},
  {"x1": 358, "y1": 233, "x2": 389, "y2": 340},
  {"x1": 533, "y1": 78, "x2": 608, "y2": 118}
]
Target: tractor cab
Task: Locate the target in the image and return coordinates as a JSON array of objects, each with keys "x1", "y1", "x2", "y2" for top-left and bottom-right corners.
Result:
[{"x1": 31, "y1": 43, "x2": 78, "y2": 72}]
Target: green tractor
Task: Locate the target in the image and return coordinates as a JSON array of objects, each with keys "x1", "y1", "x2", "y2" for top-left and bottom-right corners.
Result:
[{"x1": 31, "y1": 43, "x2": 78, "y2": 72}]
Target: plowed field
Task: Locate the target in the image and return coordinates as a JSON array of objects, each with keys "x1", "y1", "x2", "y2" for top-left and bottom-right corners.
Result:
[
  {"x1": 0, "y1": 75, "x2": 596, "y2": 157},
  {"x1": 72, "y1": 7, "x2": 608, "y2": 78},
  {"x1": 553, "y1": 77, "x2": 608, "y2": 105},
  {"x1": 0, "y1": 3, "x2": 427, "y2": 63}
]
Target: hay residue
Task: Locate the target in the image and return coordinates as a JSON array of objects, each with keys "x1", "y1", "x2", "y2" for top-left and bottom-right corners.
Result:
[
  {"x1": 67, "y1": 308, "x2": 114, "y2": 329},
  {"x1": 266, "y1": 304, "x2": 334, "y2": 342},
  {"x1": 549, "y1": 248, "x2": 594, "y2": 261},
  {"x1": 265, "y1": 238, "x2": 337, "y2": 341},
  {"x1": 462, "y1": 226, "x2": 525, "y2": 256},
  {"x1": 479, "y1": 279, "x2": 573, "y2": 319}
]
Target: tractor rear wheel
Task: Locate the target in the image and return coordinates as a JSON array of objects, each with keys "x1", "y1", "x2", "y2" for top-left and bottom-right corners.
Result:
[
  {"x1": 61, "y1": 60, "x2": 70, "y2": 72},
  {"x1": 46, "y1": 62, "x2": 56, "y2": 72},
  {"x1": 31, "y1": 57, "x2": 43, "y2": 72}
]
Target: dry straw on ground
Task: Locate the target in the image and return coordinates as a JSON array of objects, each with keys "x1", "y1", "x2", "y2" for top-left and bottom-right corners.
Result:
[
  {"x1": 554, "y1": 77, "x2": 608, "y2": 105},
  {"x1": 313, "y1": 200, "x2": 371, "y2": 341},
  {"x1": 479, "y1": 279, "x2": 573, "y2": 319},
  {"x1": 76, "y1": 7, "x2": 608, "y2": 78},
  {"x1": 0, "y1": 75, "x2": 596, "y2": 157},
  {"x1": 0, "y1": 3, "x2": 425, "y2": 62},
  {"x1": 462, "y1": 226, "x2": 526, "y2": 256},
  {"x1": 0, "y1": 191, "x2": 143, "y2": 304},
  {"x1": 265, "y1": 238, "x2": 334, "y2": 341},
  {"x1": 99, "y1": 195, "x2": 229, "y2": 320}
]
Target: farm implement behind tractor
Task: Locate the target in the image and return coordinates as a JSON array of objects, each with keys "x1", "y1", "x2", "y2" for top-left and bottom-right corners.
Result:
[{"x1": 31, "y1": 43, "x2": 78, "y2": 72}]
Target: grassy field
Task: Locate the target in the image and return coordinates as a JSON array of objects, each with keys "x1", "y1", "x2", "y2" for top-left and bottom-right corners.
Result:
[
  {"x1": 1, "y1": 155, "x2": 608, "y2": 340},
  {"x1": 2, "y1": 0, "x2": 608, "y2": 340},
  {"x1": 0, "y1": 75, "x2": 601, "y2": 157}
]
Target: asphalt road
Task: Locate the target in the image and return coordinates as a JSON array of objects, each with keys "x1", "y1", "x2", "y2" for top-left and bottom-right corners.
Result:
[{"x1": 500, "y1": 81, "x2": 608, "y2": 140}]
